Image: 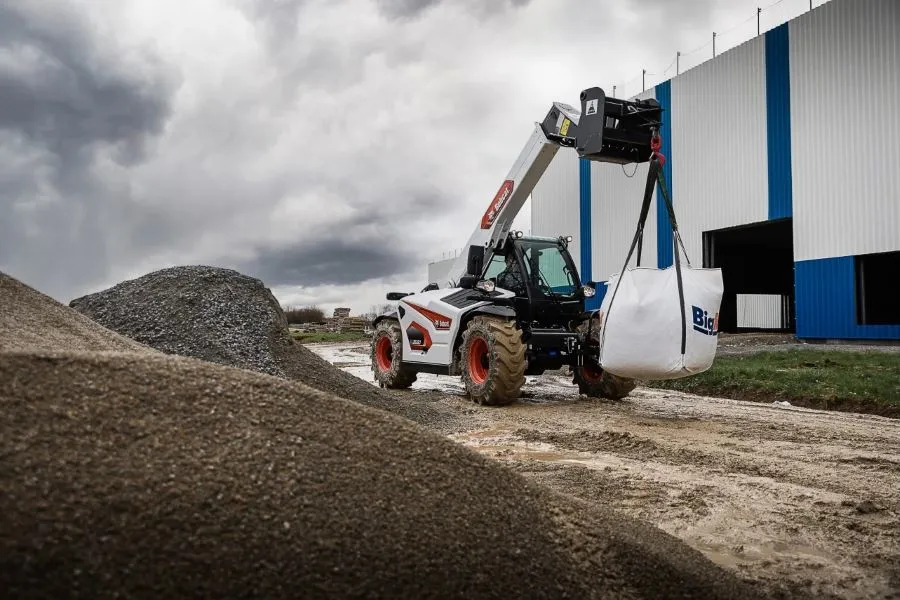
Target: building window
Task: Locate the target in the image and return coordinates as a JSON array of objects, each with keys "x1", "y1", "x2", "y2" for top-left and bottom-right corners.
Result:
[{"x1": 855, "y1": 251, "x2": 900, "y2": 325}]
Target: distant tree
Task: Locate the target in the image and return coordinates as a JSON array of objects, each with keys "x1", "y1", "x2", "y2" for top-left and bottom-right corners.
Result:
[{"x1": 284, "y1": 305, "x2": 326, "y2": 324}]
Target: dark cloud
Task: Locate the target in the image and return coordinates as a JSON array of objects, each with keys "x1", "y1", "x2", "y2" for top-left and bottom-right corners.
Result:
[
  {"x1": 0, "y1": 1, "x2": 180, "y2": 299},
  {"x1": 0, "y1": 3, "x2": 177, "y2": 164},
  {"x1": 374, "y1": 0, "x2": 441, "y2": 20},
  {"x1": 0, "y1": 0, "x2": 763, "y2": 314},
  {"x1": 236, "y1": 237, "x2": 416, "y2": 287}
]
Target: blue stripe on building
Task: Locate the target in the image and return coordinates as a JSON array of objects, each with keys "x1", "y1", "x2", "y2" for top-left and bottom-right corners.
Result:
[
  {"x1": 655, "y1": 80, "x2": 674, "y2": 269},
  {"x1": 795, "y1": 256, "x2": 900, "y2": 340},
  {"x1": 579, "y1": 157, "x2": 602, "y2": 310},
  {"x1": 765, "y1": 23, "x2": 793, "y2": 220}
]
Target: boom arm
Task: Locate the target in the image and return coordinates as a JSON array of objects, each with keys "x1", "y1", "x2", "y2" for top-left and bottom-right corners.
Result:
[{"x1": 445, "y1": 86, "x2": 662, "y2": 287}]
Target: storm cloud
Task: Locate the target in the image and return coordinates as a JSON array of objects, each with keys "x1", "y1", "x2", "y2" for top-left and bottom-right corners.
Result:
[{"x1": 0, "y1": 0, "x2": 796, "y2": 313}]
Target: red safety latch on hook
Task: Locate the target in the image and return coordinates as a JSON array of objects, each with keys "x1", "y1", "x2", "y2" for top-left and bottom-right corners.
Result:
[{"x1": 650, "y1": 133, "x2": 666, "y2": 167}]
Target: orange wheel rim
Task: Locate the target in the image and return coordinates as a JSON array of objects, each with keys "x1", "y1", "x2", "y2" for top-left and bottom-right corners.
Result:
[
  {"x1": 468, "y1": 337, "x2": 489, "y2": 384},
  {"x1": 375, "y1": 336, "x2": 393, "y2": 372}
]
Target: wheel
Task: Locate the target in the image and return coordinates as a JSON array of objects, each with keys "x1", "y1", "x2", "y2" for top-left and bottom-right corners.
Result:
[
  {"x1": 370, "y1": 319, "x2": 417, "y2": 389},
  {"x1": 573, "y1": 318, "x2": 636, "y2": 400},
  {"x1": 460, "y1": 316, "x2": 526, "y2": 406}
]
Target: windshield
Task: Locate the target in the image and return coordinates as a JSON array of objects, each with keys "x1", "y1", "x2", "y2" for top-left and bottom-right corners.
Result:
[{"x1": 520, "y1": 240, "x2": 580, "y2": 295}]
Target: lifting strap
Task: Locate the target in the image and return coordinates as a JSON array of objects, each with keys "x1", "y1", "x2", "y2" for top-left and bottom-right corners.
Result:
[{"x1": 602, "y1": 134, "x2": 692, "y2": 356}]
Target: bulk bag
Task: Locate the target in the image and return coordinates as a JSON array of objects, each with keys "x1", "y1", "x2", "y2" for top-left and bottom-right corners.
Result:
[
  {"x1": 594, "y1": 148, "x2": 723, "y2": 381},
  {"x1": 597, "y1": 264, "x2": 723, "y2": 380}
]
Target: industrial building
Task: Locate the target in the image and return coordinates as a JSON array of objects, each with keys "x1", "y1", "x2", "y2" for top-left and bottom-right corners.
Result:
[{"x1": 428, "y1": 0, "x2": 898, "y2": 341}]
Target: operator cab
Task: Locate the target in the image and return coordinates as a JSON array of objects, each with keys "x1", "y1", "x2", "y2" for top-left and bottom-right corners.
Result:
[{"x1": 482, "y1": 233, "x2": 593, "y2": 329}]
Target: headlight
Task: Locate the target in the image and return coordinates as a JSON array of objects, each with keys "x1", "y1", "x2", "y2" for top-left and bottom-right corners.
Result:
[
  {"x1": 476, "y1": 279, "x2": 496, "y2": 292},
  {"x1": 582, "y1": 285, "x2": 595, "y2": 297}
]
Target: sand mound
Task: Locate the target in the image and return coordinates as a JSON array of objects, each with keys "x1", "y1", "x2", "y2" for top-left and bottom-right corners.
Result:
[
  {"x1": 0, "y1": 272, "x2": 152, "y2": 354},
  {"x1": 69, "y1": 266, "x2": 288, "y2": 376},
  {"x1": 0, "y1": 349, "x2": 765, "y2": 599}
]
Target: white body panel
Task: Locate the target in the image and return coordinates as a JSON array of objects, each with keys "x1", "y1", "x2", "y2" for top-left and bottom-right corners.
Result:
[
  {"x1": 790, "y1": 0, "x2": 900, "y2": 261},
  {"x1": 670, "y1": 34, "x2": 769, "y2": 262},
  {"x1": 531, "y1": 149, "x2": 581, "y2": 264},
  {"x1": 395, "y1": 287, "x2": 514, "y2": 366}
]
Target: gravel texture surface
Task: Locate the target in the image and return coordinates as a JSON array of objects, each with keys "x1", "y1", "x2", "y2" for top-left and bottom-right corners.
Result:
[
  {"x1": 0, "y1": 271, "x2": 766, "y2": 599},
  {"x1": 69, "y1": 266, "x2": 288, "y2": 377},
  {"x1": 0, "y1": 272, "x2": 153, "y2": 354},
  {"x1": 66, "y1": 264, "x2": 467, "y2": 433}
]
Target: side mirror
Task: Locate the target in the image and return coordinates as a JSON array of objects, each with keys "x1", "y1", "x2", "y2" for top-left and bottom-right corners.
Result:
[
  {"x1": 466, "y1": 245, "x2": 485, "y2": 277},
  {"x1": 458, "y1": 275, "x2": 478, "y2": 289},
  {"x1": 386, "y1": 292, "x2": 411, "y2": 301}
]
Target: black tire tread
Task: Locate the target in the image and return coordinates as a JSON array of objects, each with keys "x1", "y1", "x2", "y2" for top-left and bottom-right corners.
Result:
[
  {"x1": 573, "y1": 319, "x2": 636, "y2": 400},
  {"x1": 370, "y1": 320, "x2": 417, "y2": 389},
  {"x1": 460, "y1": 316, "x2": 526, "y2": 406}
]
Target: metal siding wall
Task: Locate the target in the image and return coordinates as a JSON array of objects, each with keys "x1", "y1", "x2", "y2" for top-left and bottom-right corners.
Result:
[
  {"x1": 670, "y1": 35, "x2": 769, "y2": 263},
  {"x1": 590, "y1": 161, "x2": 658, "y2": 281},
  {"x1": 530, "y1": 148, "x2": 581, "y2": 261},
  {"x1": 790, "y1": 0, "x2": 900, "y2": 261},
  {"x1": 427, "y1": 257, "x2": 457, "y2": 286},
  {"x1": 765, "y1": 24, "x2": 793, "y2": 220},
  {"x1": 590, "y1": 89, "x2": 658, "y2": 284},
  {"x1": 736, "y1": 294, "x2": 784, "y2": 328},
  {"x1": 795, "y1": 256, "x2": 900, "y2": 339}
]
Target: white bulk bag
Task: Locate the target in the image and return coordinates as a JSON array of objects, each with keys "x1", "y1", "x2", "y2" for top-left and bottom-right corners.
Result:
[
  {"x1": 597, "y1": 264, "x2": 723, "y2": 380},
  {"x1": 593, "y1": 150, "x2": 723, "y2": 381}
]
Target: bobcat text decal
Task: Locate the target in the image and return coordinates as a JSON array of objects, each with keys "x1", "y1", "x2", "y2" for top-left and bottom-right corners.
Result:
[
  {"x1": 480, "y1": 179, "x2": 514, "y2": 229},
  {"x1": 405, "y1": 302, "x2": 452, "y2": 330},
  {"x1": 692, "y1": 305, "x2": 719, "y2": 336}
]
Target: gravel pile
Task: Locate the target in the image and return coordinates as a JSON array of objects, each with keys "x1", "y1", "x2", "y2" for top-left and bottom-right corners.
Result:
[
  {"x1": 69, "y1": 266, "x2": 289, "y2": 377},
  {"x1": 0, "y1": 349, "x2": 765, "y2": 599},
  {"x1": 66, "y1": 265, "x2": 465, "y2": 432}
]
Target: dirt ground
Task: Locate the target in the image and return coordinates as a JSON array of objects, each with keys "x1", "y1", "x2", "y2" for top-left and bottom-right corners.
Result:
[{"x1": 308, "y1": 340, "x2": 900, "y2": 600}]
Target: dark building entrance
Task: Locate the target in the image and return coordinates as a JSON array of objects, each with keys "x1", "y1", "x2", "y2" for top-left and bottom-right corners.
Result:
[{"x1": 702, "y1": 218, "x2": 795, "y2": 333}]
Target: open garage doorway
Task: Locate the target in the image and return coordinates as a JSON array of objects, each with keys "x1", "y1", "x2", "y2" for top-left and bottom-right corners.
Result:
[{"x1": 702, "y1": 218, "x2": 795, "y2": 333}]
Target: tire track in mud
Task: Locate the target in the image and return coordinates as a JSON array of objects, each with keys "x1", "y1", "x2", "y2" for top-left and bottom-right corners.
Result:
[
  {"x1": 310, "y1": 341, "x2": 900, "y2": 600},
  {"x1": 448, "y1": 398, "x2": 900, "y2": 600}
]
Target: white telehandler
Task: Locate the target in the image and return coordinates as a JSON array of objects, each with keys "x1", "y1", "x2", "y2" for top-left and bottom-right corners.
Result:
[{"x1": 371, "y1": 86, "x2": 666, "y2": 405}]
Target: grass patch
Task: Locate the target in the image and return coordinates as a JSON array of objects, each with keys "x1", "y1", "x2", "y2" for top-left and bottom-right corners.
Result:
[
  {"x1": 643, "y1": 349, "x2": 900, "y2": 418},
  {"x1": 290, "y1": 331, "x2": 371, "y2": 344}
]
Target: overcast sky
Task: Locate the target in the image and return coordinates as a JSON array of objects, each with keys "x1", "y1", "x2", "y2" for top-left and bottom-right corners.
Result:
[{"x1": 1, "y1": 0, "x2": 819, "y2": 315}]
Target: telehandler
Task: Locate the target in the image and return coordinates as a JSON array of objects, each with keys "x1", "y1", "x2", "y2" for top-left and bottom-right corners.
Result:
[{"x1": 372, "y1": 87, "x2": 664, "y2": 405}]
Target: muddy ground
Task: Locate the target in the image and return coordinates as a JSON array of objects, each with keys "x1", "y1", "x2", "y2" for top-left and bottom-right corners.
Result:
[{"x1": 309, "y1": 340, "x2": 900, "y2": 600}]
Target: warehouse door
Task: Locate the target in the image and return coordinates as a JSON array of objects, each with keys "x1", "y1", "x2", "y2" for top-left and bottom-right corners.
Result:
[{"x1": 702, "y1": 219, "x2": 795, "y2": 333}]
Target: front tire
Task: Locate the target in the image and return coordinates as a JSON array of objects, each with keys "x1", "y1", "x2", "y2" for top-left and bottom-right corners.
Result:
[
  {"x1": 574, "y1": 318, "x2": 636, "y2": 400},
  {"x1": 370, "y1": 319, "x2": 417, "y2": 389},
  {"x1": 460, "y1": 316, "x2": 526, "y2": 406}
]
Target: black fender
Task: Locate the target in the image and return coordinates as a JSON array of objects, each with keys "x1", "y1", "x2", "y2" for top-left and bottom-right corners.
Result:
[
  {"x1": 467, "y1": 305, "x2": 517, "y2": 320},
  {"x1": 450, "y1": 304, "x2": 519, "y2": 375},
  {"x1": 372, "y1": 311, "x2": 400, "y2": 329}
]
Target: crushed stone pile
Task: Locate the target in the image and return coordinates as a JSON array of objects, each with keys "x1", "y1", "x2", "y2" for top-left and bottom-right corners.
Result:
[
  {"x1": 69, "y1": 266, "x2": 289, "y2": 377},
  {"x1": 67, "y1": 265, "x2": 465, "y2": 432},
  {"x1": 0, "y1": 270, "x2": 768, "y2": 599}
]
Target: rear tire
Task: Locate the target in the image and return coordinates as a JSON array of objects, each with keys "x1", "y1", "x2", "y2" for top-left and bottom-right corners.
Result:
[
  {"x1": 370, "y1": 319, "x2": 417, "y2": 389},
  {"x1": 573, "y1": 318, "x2": 636, "y2": 400},
  {"x1": 460, "y1": 316, "x2": 526, "y2": 406}
]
